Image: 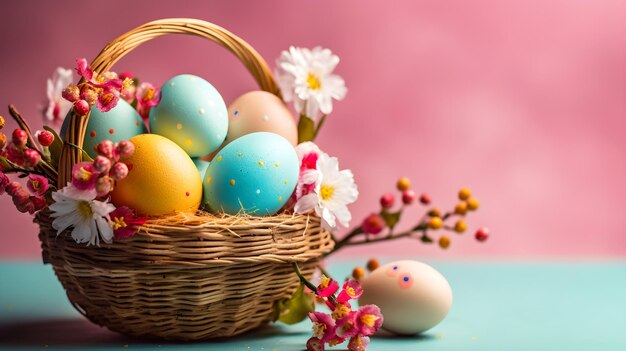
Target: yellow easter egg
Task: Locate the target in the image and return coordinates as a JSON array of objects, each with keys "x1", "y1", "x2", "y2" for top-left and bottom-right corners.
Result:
[{"x1": 111, "y1": 134, "x2": 202, "y2": 216}]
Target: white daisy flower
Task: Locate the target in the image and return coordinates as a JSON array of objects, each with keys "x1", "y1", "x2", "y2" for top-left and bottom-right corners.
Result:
[
  {"x1": 275, "y1": 46, "x2": 347, "y2": 119},
  {"x1": 45, "y1": 67, "x2": 73, "y2": 125},
  {"x1": 295, "y1": 153, "x2": 358, "y2": 230},
  {"x1": 49, "y1": 184, "x2": 116, "y2": 246}
]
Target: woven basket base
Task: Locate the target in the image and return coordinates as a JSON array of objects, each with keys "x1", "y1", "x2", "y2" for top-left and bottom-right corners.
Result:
[{"x1": 37, "y1": 211, "x2": 332, "y2": 341}]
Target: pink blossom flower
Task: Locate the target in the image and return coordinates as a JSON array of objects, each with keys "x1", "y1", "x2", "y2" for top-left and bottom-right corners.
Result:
[
  {"x1": 347, "y1": 336, "x2": 370, "y2": 351},
  {"x1": 316, "y1": 275, "x2": 339, "y2": 297},
  {"x1": 135, "y1": 82, "x2": 161, "y2": 120},
  {"x1": 45, "y1": 67, "x2": 73, "y2": 126},
  {"x1": 95, "y1": 176, "x2": 114, "y2": 197},
  {"x1": 93, "y1": 156, "x2": 112, "y2": 173},
  {"x1": 337, "y1": 280, "x2": 363, "y2": 304},
  {"x1": 116, "y1": 140, "x2": 135, "y2": 159},
  {"x1": 120, "y1": 77, "x2": 136, "y2": 103},
  {"x1": 6, "y1": 145, "x2": 25, "y2": 166},
  {"x1": 29, "y1": 195, "x2": 47, "y2": 212},
  {"x1": 331, "y1": 302, "x2": 352, "y2": 320},
  {"x1": 95, "y1": 140, "x2": 115, "y2": 159},
  {"x1": 296, "y1": 142, "x2": 322, "y2": 171},
  {"x1": 355, "y1": 305, "x2": 383, "y2": 336},
  {"x1": 75, "y1": 58, "x2": 93, "y2": 81},
  {"x1": 362, "y1": 213, "x2": 385, "y2": 235},
  {"x1": 24, "y1": 149, "x2": 41, "y2": 168},
  {"x1": 109, "y1": 206, "x2": 147, "y2": 239},
  {"x1": 0, "y1": 171, "x2": 10, "y2": 195},
  {"x1": 96, "y1": 88, "x2": 119, "y2": 112},
  {"x1": 110, "y1": 162, "x2": 129, "y2": 180},
  {"x1": 306, "y1": 337, "x2": 325, "y2": 351},
  {"x1": 308, "y1": 312, "x2": 336, "y2": 342},
  {"x1": 335, "y1": 311, "x2": 359, "y2": 339},
  {"x1": 36, "y1": 130, "x2": 54, "y2": 147},
  {"x1": 62, "y1": 85, "x2": 80, "y2": 102},
  {"x1": 71, "y1": 162, "x2": 100, "y2": 190},
  {"x1": 26, "y1": 174, "x2": 49, "y2": 196},
  {"x1": 79, "y1": 86, "x2": 98, "y2": 105},
  {"x1": 73, "y1": 100, "x2": 90, "y2": 116},
  {"x1": 12, "y1": 129, "x2": 28, "y2": 147}
]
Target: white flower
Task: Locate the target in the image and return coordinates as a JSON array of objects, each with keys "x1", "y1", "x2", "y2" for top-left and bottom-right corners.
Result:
[
  {"x1": 49, "y1": 184, "x2": 116, "y2": 246},
  {"x1": 45, "y1": 67, "x2": 73, "y2": 125},
  {"x1": 295, "y1": 153, "x2": 358, "y2": 230},
  {"x1": 275, "y1": 47, "x2": 347, "y2": 119}
]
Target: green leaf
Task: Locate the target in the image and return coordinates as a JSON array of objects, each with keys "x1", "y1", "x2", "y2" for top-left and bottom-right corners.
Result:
[
  {"x1": 298, "y1": 115, "x2": 316, "y2": 143},
  {"x1": 421, "y1": 234, "x2": 434, "y2": 243},
  {"x1": 43, "y1": 126, "x2": 63, "y2": 169},
  {"x1": 276, "y1": 283, "x2": 315, "y2": 325},
  {"x1": 380, "y1": 209, "x2": 402, "y2": 230}
]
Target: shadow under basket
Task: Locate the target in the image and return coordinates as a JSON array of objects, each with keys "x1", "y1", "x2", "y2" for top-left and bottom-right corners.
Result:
[{"x1": 37, "y1": 211, "x2": 333, "y2": 340}]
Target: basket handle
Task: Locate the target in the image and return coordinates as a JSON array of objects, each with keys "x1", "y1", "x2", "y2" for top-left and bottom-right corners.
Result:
[{"x1": 58, "y1": 18, "x2": 281, "y2": 186}]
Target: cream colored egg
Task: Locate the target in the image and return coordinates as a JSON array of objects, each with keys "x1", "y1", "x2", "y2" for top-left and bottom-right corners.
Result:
[
  {"x1": 226, "y1": 91, "x2": 298, "y2": 146},
  {"x1": 359, "y1": 260, "x2": 452, "y2": 335}
]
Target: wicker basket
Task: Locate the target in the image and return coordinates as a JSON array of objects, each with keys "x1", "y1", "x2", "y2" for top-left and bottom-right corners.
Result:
[{"x1": 35, "y1": 18, "x2": 334, "y2": 341}]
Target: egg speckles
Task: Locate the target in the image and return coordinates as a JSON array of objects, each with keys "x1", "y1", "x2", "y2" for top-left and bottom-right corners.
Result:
[
  {"x1": 149, "y1": 74, "x2": 228, "y2": 157},
  {"x1": 202, "y1": 132, "x2": 298, "y2": 215},
  {"x1": 359, "y1": 260, "x2": 453, "y2": 335}
]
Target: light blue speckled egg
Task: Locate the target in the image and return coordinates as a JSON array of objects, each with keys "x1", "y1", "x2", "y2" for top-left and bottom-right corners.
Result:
[
  {"x1": 203, "y1": 132, "x2": 299, "y2": 215},
  {"x1": 149, "y1": 74, "x2": 228, "y2": 157},
  {"x1": 61, "y1": 99, "x2": 146, "y2": 158},
  {"x1": 192, "y1": 158, "x2": 210, "y2": 180}
]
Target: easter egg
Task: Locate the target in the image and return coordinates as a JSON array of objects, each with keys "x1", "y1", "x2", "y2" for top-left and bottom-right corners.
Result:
[
  {"x1": 203, "y1": 132, "x2": 298, "y2": 215},
  {"x1": 359, "y1": 260, "x2": 453, "y2": 335},
  {"x1": 226, "y1": 91, "x2": 298, "y2": 146},
  {"x1": 149, "y1": 74, "x2": 228, "y2": 157},
  {"x1": 110, "y1": 134, "x2": 202, "y2": 216},
  {"x1": 60, "y1": 99, "x2": 146, "y2": 158},
  {"x1": 192, "y1": 158, "x2": 210, "y2": 180}
]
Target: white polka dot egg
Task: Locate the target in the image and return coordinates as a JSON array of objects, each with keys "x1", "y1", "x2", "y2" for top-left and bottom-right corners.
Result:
[
  {"x1": 202, "y1": 132, "x2": 298, "y2": 215},
  {"x1": 359, "y1": 260, "x2": 453, "y2": 335},
  {"x1": 149, "y1": 74, "x2": 228, "y2": 157}
]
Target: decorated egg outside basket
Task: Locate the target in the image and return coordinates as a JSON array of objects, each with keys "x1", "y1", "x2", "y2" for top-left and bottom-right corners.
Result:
[
  {"x1": 203, "y1": 132, "x2": 298, "y2": 215},
  {"x1": 60, "y1": 99, "x2": 146, "y2": 158},
  {"x1": 359, "y1": 260, "x2": 453, "y2": 335},
  {"x1": 110, "y1": 134, "x2": 202, "y2": 216},
  {"x1": 149, "y1": 74, "x2": 228, "y2": 157}
]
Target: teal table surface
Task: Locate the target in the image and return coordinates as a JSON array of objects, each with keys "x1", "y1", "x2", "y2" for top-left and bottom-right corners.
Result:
[{"x1": 1, "y1": 260, "x2": 625, "y2": 351}]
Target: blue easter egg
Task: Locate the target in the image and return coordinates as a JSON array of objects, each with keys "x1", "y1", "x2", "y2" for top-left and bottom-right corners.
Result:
[
  {"x1": 149, "y1": 74, "x2": 228, "y2": 157},
  {"x1": 203, "y1": 132, "x2": 299, "y2": 215},
  {"x1": 192, "y1": 158, "x2": 210, "y2": 180},
  {"x1": 61, "y1": 99, "x2": 147, "y2": 158}
]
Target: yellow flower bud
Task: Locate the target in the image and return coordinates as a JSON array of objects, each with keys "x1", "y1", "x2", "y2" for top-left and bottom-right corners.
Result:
[
  {"x1": 0, "y1": 115, "x2": 5, "y2": 129},
  {"x1": 0, "y1": 132, "x2": 6, "y2": 149},
  {"x1": 428, "y1": 216, "x2": 443, "y2": 230},
  {"x1": 428, "y1": 208, "x2": 441, "y2": 217},
  {"x1": 352, "y1": 267, "x2": 366, "y2": 280},
  {"x1": 454, "y1": 202, "x2": 468, "y2": 216},
  {"x1": 466, "y1": 198, "x2": 480, "y2": 211},
  {"x1": 366, "y1": 258, "x2": 380, "y2": 272},
  {"x1": 439, "y1": 236, "x2": 451, "y2": 249},
  {"x1": 454, "y1": 220, "x2": 467, "y2": 233},
  {"x1": 459, "y1": 187, "x2": 471, "y2": 201},
  {"x1": 397, "y1": 177, "x2": 411, "y2": 191}
]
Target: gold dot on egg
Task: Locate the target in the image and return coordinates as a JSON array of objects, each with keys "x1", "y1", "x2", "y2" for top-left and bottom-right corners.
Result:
[
  {"x1": 185, "y1": 139, "x2": 192, "y2": 146},
  {"x1": 258, "y1": 161, "x2": 264, "y2": 167},
  {"x1": 176, "y1": 123, "x2": 183, "y2": 130},
  {"x1": 188, "y1": 76, "x2": 196, "y2": 81},
  {"x1": 198, "y1": 108, "x2": 205, "y2": 115},
  {"x1": 278, "y1": 196, "x2": 283, "y2": 202},
  {"x1": 207, "y1": 177, "x2": 212, "y2": 184},
  {"x1": 284, "y1": 180, "x2": 289, "y2": 185},
  {"x1": 471, "y1": 336, "x2": 478, "y2": 341},
  {"x1": 274, "y1": 162, "x2": 280, "y2": 167},
  {"x1": 230, "y1": 179, "x2": 236, "y2": 186},
  {"x1": 216, "y1": 155, "x2": 223, "y2": 162},
  {"x1": 237, "y1": 152, "x2": 243, "y2": 157}
]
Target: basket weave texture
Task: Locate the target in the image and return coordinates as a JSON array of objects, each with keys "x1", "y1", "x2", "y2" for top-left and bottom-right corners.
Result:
[{"x1": 35, "y1": 18, "x2": 334, "y2": 341}]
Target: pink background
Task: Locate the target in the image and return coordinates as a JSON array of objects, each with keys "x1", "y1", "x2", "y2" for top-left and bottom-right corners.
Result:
[{"x1": 1, "y1": 0, "x2": 625, "y2": 260}]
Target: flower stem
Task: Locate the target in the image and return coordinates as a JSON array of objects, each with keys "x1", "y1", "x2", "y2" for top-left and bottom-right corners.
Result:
[
  {"x1": 292, "y1": 262, "x2": 318, "y2": 293},
  {"x1": 312, "y1": 114, "x2": 327, "y2": 140}
]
